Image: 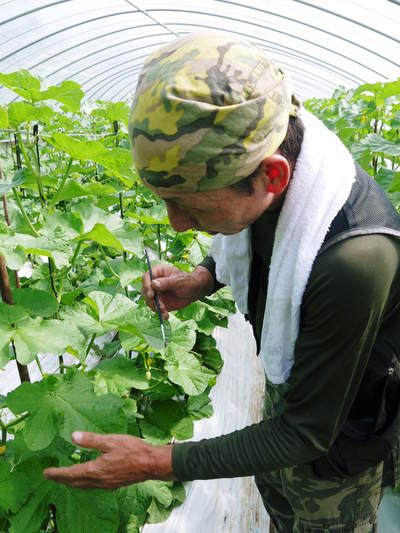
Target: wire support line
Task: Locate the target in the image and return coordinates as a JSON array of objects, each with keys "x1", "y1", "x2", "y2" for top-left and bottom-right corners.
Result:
[
  {"x1": 142, "y1": 8, "x2": 392, "y2": 77},
  {"x1": 81, "y1": 24, "x2": 364, "y2": 99},
  {"x1": 0, "y1": 0, "x2": 71, "y2": 27},
  {"x1": 0, "y1": 10, "x2": 140, "y2": 63},
  {"x1": 293, "y1": 0, "x2": 400, "y2": 45},
  {"x1": 26, "y1": 23, "x2": 157, "y2": 71},
  {"x1": 175, "y1": 25, "x2": 366, "y2": 85},
  {"x1": 124, "y1": 0, "x2": 179, "y2": 37}
]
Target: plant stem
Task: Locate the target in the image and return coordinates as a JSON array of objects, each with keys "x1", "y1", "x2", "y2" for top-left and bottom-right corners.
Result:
[
  {"x1": 164, "y1": 233, "x2": 169, "y2": 259},
  {"x1": 35, "y1": 356, "x2": 44, "y2": 377},
  {"x1": 0, "y1": 162, "x2": 22, "y2": 288},
  {"x1": 51, "y1": 157, "x2": 73, "y2": 206},
  {"x1": 165, "y1": 231, "x2": 179, "y2": 256},
  {"x1": 12, "y1": 340, "x2": 30, "y2": 382},
  {"x1": 0, "y1": 254, "x2": 30, "y2": 382},
  {"x1": 14, "y1": 133, "x2": 22, "y2": 169},
  {"x1": 16, "y1": 132, "x2": 46, "y2": 206},
  {"x1": 57, "y1": 241, "x2": 82, "y2": 302},
  {"x1": 1, "y1": 423, "x2": 6, "y2": 446},
  {"x1": 99, "y1": 245, "x2": 119, "y2": 278},
  {"x1": 48, "y1": 258, "x2": 58, "y2": 299},
  {"x1": 119, "y1": 191, "x2": 128, "y2": 263},
  {"x1": 5, "y1": 412, "x2": 30, "y2": 429},
  {"x1": 12, "y1": 188, "x2": 40, "y2": 236},
  {"x1": 86, "y1": 333, "x2": 96, "y2": 357},
  {"x1": 59, "y1": 355, "x2": 64, "y2": 375},
  {"x1": 33, "y1": 124, "x2": 41, "y2": 175},
  {"x1": 157, "y1": 224, "x2": 161, "y2": 259}
]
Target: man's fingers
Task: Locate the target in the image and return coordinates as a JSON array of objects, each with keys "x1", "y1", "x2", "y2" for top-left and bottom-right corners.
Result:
[
  {"x1": 151, "y1": 276, "x2": 178, "y2": 293},
  {"x1": 71, "y1": 431, "x2": 110, "y2": 452},
  {"x1": 44, "y1": 460, "x2": 97, "y2": 483}
]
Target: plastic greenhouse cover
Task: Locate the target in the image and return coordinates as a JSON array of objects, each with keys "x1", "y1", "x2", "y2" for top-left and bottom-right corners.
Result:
[{"x1": 0, "y1": 1, "x2": 399, "y2": 101}]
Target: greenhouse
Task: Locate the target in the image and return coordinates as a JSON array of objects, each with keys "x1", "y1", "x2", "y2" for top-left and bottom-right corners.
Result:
[{"x1": 0, "y1": 1, "x2": 400, "y2": 532}]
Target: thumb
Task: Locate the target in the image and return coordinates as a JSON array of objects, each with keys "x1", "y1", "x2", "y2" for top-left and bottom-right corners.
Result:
[{"x1": 72, "y1": 431, "x2": 109, "y2": 452}]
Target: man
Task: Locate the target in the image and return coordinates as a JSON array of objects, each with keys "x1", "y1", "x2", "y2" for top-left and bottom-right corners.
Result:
[{"x1": 45, "y1": 33, "x2": 400, "y2": 532}]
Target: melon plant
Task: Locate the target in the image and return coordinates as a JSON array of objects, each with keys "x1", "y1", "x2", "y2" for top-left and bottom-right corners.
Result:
[
  {"x1": 0, "y1": 70, "x2": 235, "y2": 532},
  {"x1": 305, "y1": 78, "x2": 400, "y2": 209}
]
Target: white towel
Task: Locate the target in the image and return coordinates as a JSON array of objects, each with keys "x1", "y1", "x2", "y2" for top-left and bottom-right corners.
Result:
[{"x1": 209, "y1": 109, "x2": 355, "y2": 384}]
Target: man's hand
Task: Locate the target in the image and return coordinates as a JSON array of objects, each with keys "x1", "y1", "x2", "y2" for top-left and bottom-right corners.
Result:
[
  {"x1": 43, "y1": 431, "x2": 175, "y2": 490},
  {"x1": 141, "y1": 264, "x2": 214, "y2": 320}
]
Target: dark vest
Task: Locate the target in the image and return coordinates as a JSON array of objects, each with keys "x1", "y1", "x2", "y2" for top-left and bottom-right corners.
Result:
[{"x1": 310, "y1": 164, "x2": 400, "y2": 478}]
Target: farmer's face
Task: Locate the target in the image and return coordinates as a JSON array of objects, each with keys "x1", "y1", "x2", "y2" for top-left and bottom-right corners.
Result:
[{"x1": 146, "y1": 174, "x2": 278, "y2": 236}]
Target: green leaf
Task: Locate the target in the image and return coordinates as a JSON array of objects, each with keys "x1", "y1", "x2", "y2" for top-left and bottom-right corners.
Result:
[
  {"x1": 110, "y1": 256, "x2": 144, "y2": 288},
  {"x1": 111, "y1": 225, "x2": 144, "y2": 256},
  {"x1": 6, "y1": 372, "x2": 127, "y2": 450},
  {"x1": 9, "y1": 480, "x2": 50, "y2": 533},
  {"x1": 127, "y1": 205, "x2": 169, "y2": 225},
  {"x1": 93, "y1": 356, "x2": 150, "y2": 395},
  {"x1": 143, "y1": 381, "x2": 179, "y2": 401},
  {"x1": 53, "y1": 180, "x2": 117, "y2": 202},
  {"x1": 202, "y1": 347, "x2": 224, "y2": 373},
  {"x1": 48, "y1": 133, "x2": 134, "y2": 186},
  {"x1": 72, "y1": 202, "x2": 143, "y2": 254},
  {"x1": 388, "y1": 171, "x2": 400, "y2": 193},
  {"x1": 71, "y1": 200, "x2": 122, "y2": 233},
  {"x1": 92, "y1": 101, "x2": 130, "y2": 123},
  {"x1": 0, "y1": 234, "x2": 26, "y2": 270},
  {"x1": 0, "y1": 70, "x2": 41, "y2": 100},
  {"x1": 0, "y1": 168, "x2": 27, "y2": 194},
  {"x1": 140, "y1": 400, "x2": 193, "y2": 444},
  {"x1": 0, "y1": 462, "x2": 31, "y2": 513},
  {"x1": 15, "y1": 227, "x2": 73, "y2": 268},
  {"x1": 52, "y1": 485, "x2": 119, "y2": 533},
  {"x1": 0, "y1": 105, "x2": 8, "y2": 128},
  {"x1": 117, "y1": 485, "x2": 149, "y2": 529},
  {"x1": 39, "y1": 80, "x2": 83, "y2": 113},
  {"x1": 167, "y1": 314, "x2": 197, "y2": 352},
  {"x1": 7, "y1": 101, "x2": 54, "y2": 126},
  {"x1": 79, "y1": 223, "x2": 125, "y2": 250},
  {"x1": 12, "y1": 287, "x2": 59, "y2": 317},
  {"x1": 187, "y1": 391, "x2": 214, "y2": 420},
  {"x1": 187, "y1": 238, "x2": 204, "y2": 264},
  {"x1": 146, "y1": 498, "x2": 172, "y2": 523},
  {"x1": 165, "y1": 347, "x2": 211, "y2": 395},
  {"x1": 11, "y1": 316, "x2": 84, "y2": 365},
  {"x1": 84, "y1": 290, "x2": 137, "y2": 328},
  {"x1": 390, "y1": 112, "x2": 400, "y2": 129},
  {"x1": 357, "y1": 134, "x2": 400, "y2": 156},
  {"x1": 41, "y1": 212, "x2": 83, "y2": 240}
]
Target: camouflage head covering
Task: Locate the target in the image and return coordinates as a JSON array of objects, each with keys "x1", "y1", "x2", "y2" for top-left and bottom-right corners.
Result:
[{"x1": 129, "y1": 32, "x2": 298, "y2": 192}]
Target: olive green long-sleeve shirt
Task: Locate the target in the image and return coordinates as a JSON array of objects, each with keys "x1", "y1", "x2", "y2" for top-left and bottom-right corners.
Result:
[{"x1": 172, "y1": 208, "x2": 400, "y2": 481}]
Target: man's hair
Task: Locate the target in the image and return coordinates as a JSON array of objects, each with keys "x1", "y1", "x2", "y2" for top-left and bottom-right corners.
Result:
[{"x1": 230, "y1": 112, "x2": 304, "y2": 196}]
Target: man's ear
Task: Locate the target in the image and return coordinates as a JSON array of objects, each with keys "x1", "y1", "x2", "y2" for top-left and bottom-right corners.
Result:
[{"x1": 260, "y1": 154, "x2": 290, "y2": 194}]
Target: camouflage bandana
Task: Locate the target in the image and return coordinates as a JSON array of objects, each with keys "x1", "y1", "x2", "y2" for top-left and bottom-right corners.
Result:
[{"x1": 129, "y1": 32, "x2": 297, "y2": 192}]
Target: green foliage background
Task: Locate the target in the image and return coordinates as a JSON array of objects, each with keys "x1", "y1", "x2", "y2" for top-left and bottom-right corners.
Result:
[
  {"x1": 0, "y1": 70, "x2": 235, "y2": 532},
  {"x1": 305, "y1": 79, "x2": 400, "y2": 210}
]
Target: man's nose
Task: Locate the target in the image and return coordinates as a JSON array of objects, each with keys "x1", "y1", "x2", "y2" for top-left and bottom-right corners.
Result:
[{"x1": 165, "y1": 200, "x2": 196, "y2": 232}]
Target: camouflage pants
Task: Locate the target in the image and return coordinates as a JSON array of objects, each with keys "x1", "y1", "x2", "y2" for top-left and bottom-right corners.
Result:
[
  {"x1": 255, "y1": 379, "x2": 395, "y2": 532},
  {"x1": 255, "y1": 458, "x2": 383, "y2": 532}
]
